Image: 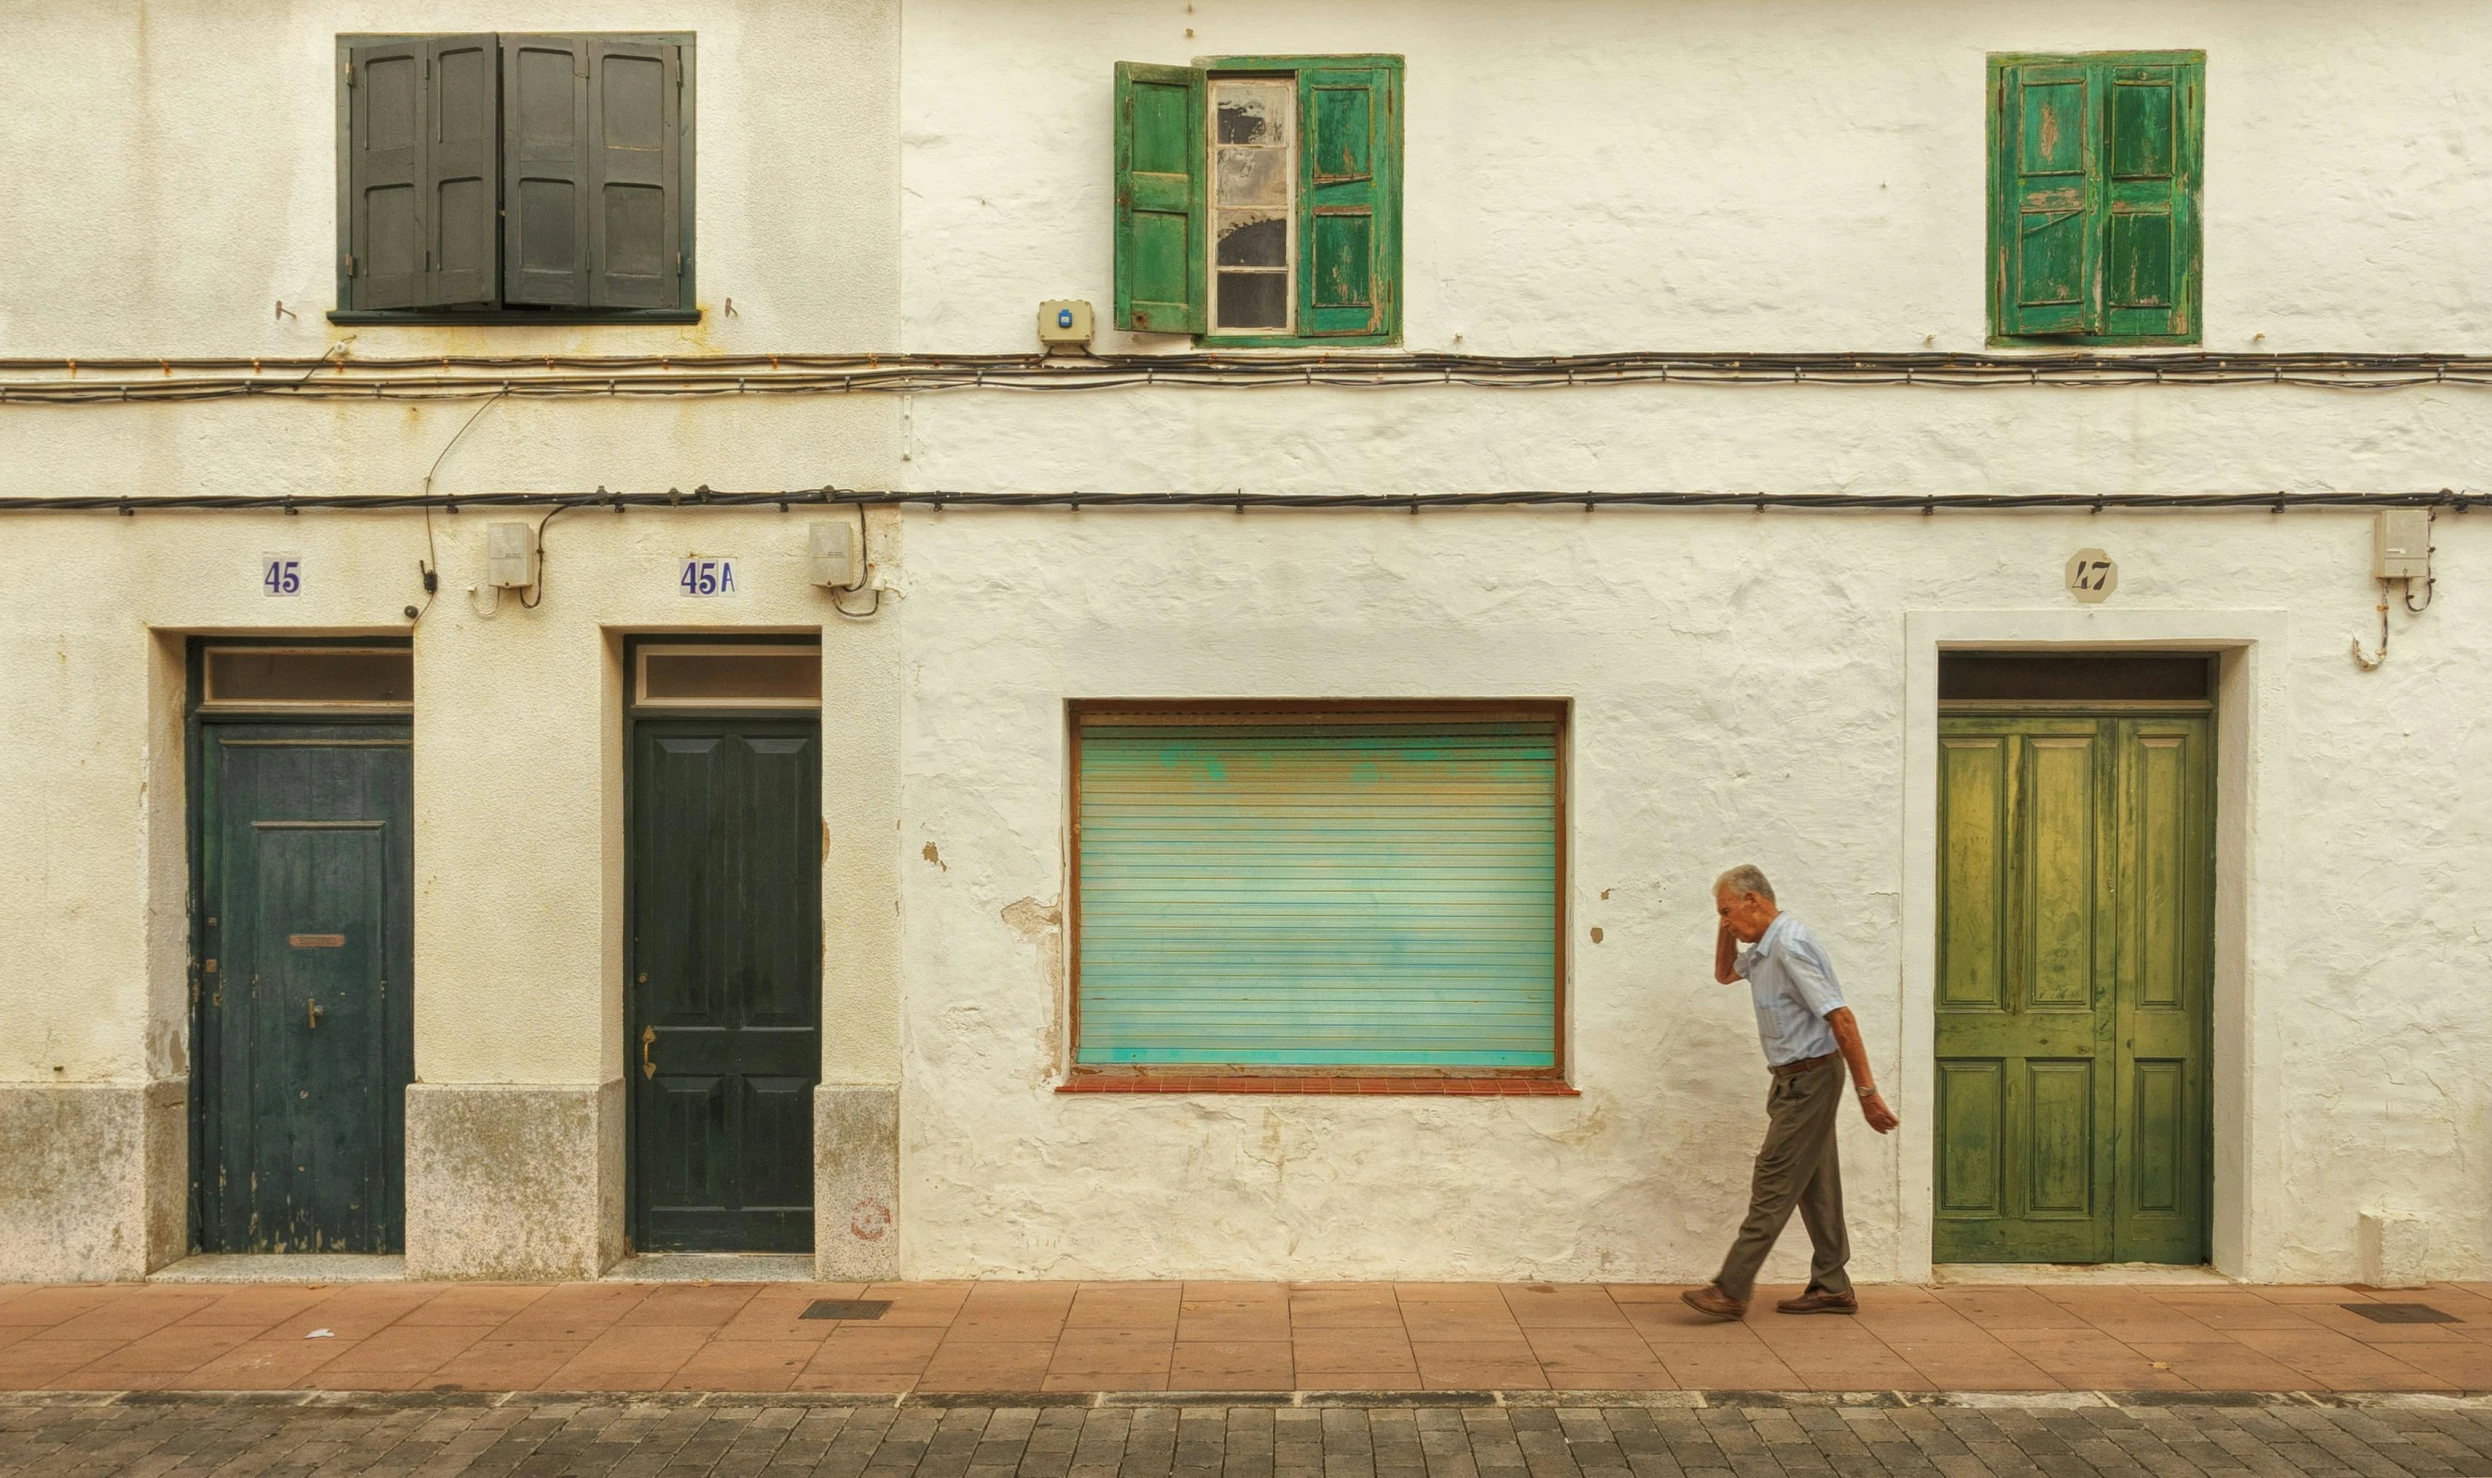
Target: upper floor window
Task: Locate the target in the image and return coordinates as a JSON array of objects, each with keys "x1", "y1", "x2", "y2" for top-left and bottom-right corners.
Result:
[
  {"x1": 1113, "y1": 56, "x2": 1403, "y2": 346},
  {"x1": 1989, "y1": 51, "x2": 2203, "y2": 346},
  {"x1": 335, "y1": 33, "x2": 695, "y2": 323}
]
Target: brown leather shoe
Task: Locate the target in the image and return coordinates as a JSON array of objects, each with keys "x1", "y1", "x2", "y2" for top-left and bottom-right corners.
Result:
[
  {"x1": 1774, "y1": 1288, "x2": 1858, "y2": 1315},
  {"x1": 1679, "y1": 1284, "x2": 1748, "y2": 1321}
]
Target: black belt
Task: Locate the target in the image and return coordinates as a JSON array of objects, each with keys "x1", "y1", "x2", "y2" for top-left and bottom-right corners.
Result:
[{"x1": 1769, "y1": 1051, "x2": 1839, "y2": 1078}]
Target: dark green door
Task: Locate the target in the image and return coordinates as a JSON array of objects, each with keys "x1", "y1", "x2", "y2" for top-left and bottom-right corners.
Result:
[
  {"x1": 196, "y1": 724, "x2": 414, "y2": 1253},
  {"x1": 629, "y1": 719, "x2": 822, "y2": 1252},
  {"x1": 1934, "y1": 714, "x2": 2212, "y2": 1263}
]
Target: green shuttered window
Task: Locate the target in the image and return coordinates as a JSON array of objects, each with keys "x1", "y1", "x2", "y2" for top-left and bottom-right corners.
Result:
[
  {"x1": 1989, "y1": 51, "x2": 2203, "y2": 346},
  {"x1": 337, "y1": 33, "x2": 694, "y2": 320},
  {"x1": 1073, "y1": 708, "x2": 1562, "y2": 1071},
  {"x1": 1113, "y1": 56, "x2": 1403, "y2": 346}
]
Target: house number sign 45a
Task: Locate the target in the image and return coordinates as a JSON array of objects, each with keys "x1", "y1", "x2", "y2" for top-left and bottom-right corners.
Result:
[
  {"x1": 679, "y1": 557, "x2": 739, "y2": 597},
  {"x1": 2066, "y1": 548, "x2": 2118, "y2": 604}
]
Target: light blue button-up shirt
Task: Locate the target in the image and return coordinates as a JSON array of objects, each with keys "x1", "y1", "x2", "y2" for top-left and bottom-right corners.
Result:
[{"x1": 1732, "y1": 913, "x2": 1847, "y2": 1066}]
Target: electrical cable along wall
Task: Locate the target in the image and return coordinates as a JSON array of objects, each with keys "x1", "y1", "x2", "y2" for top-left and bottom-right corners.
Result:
[
  {"x1": 0, "y1": 487, "x2": 2471, "y2": 516},
  {"x1": 12, "y1": 349, "x2": 2492, "y2": 402}
]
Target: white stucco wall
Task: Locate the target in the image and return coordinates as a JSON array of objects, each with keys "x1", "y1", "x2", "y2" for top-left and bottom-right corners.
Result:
[
  {"x1": 887, "y1": 497, "x2": 2487, "y2": 1286},
  {"x1": 3, "y1": 0, "x2": 2488, "y2": 1284},
  {"x1": 0, "y1": 0, "x2": 899, "y2": 358},
  {"x1": 902, "y1": 0, "x2": 2492, "y2": 354},
  {"x1": 887, "y1": 0, "x2": 2492, "y2": 1284}
]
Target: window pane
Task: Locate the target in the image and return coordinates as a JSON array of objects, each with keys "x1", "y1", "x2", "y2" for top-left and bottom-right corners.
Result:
[
  {"x1": 1216, "y1": 211, "x2": 1286, "y2": 267},
  {"x1": 639, "y1": 648, "x2": 821, "y2": 705},
  {"x1": 204, "y1": 649, "x2": 412, "y2": 707},
  {"x1": 1216, "y1": 147, "x2": 1289, "y2": 208},
  {"x1": 1214, "y1": 82, "x2": 1290, "y2": 146},
  {"x1": 1940, "y1": 654, "x2": 2213, "y2": 702},
  {"x1": 1217, "y1": 271, "x2": 1289, "y2": 329}
]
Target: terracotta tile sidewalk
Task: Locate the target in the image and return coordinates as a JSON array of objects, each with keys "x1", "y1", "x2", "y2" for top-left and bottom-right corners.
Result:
[{"x1": 3, "y1": 1278, "x2": 2490, "y2": 1396}]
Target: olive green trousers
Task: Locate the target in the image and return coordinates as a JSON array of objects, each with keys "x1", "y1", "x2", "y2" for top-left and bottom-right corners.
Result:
[{"x1": 1713, "y1": 1055, "x2": 1853, "y2": 1302}]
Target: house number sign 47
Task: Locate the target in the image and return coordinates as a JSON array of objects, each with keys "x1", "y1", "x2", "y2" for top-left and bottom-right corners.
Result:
[{"x1": 2066, "y1": 548, "x2": 2118, "y2": 604}]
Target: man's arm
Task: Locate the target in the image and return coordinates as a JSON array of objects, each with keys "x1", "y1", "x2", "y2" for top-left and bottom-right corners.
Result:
[
  {"x1": 1825, "y1": 1007, "x2": 1900, "y2": 1134},
  {"x1": 1714, "y1": 920, "x2": 1741, "y2": 984}
]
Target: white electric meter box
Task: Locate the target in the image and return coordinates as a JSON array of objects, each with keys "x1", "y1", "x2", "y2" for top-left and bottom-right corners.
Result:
[
  {"x1": 485, "y1": 522, "x2": 537, "y2": 588},
  {"x1": 808, "y1": 520, "x2": 862, "y2": 589},
  {"x1": 2374, "y1": 509, "x2": 2432, "y2": 580},
  {"x1": 1037, "y1": 299, "x2": 1094, "y2": 352}
]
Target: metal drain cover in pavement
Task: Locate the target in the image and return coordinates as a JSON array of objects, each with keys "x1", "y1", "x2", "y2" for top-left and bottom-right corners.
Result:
[
  {"x1": 2345, "y1": 1302, "x2": 2459, "y2": 1323},
  {"x1": 800, "y1": 1299, "x2": 892, "y2": 1321}
]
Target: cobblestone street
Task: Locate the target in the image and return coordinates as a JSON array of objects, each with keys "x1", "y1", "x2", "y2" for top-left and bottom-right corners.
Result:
[{"x1": 10, "y1": 1391, "x2": 2492, "y2": 1478}]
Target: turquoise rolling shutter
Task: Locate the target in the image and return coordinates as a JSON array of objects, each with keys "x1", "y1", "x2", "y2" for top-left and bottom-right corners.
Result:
[{"x1": 1074, "y1": 712, "x2": 1561, "y2": 1067}]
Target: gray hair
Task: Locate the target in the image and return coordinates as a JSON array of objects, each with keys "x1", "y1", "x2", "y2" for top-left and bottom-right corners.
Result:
[{"x1": 1714, "y1": 864, "x2": 1775, "y2": 902}]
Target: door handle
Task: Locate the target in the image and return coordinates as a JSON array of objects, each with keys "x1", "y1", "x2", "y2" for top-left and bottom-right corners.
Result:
[
  {"x1": 640, "y1": 1024, "x2": 656, "y2": 1079},
  {"x1": 307, "y1": 999, "x2": 323, "y2": 1030}
]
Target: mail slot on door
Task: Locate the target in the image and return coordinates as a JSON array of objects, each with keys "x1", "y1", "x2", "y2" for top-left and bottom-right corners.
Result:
[{"x1": 288, "y1": 934, "x2": 345, "y2": 948}]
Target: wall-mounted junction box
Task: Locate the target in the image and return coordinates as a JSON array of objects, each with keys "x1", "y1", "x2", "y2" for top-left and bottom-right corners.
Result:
[
  {"x1": 2374, "y1": 509, "x2": 2432, "y2": 580},
  {"x1": 1038, "y1": 299, "x2": 1093, "y2": 353},
  {"x1": 809, "y1": 520, "x2": 863, "y2": 589},
  {"x1": 485, "y1": 522, "x2": 537, "y2": 588}
]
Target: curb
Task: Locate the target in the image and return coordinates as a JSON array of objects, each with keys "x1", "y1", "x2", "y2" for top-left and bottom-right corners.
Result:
[{"x1": 7, "y1": 1388, "x2": 2490, "y2": 1413}]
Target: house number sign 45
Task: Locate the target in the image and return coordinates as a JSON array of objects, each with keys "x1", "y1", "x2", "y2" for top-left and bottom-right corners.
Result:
[
  {"x1": 679, "y1": 556, "x2": 739, "y2": 597},
  {"x1": 2066, "y1": 548, "x2": 2118, "y2": 604},
  {"x1": 260, "y1": 553, "x2": 302, "y2": 597}
]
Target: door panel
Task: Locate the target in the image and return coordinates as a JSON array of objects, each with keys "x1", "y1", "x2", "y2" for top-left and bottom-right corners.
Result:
[
  {"x1": 2113, "y1": 718, "x2": 2212, "y2": 1261},
  {"x1": 1934, "y1": 719, "x2": 2113, "y2": 1263},
  {"x1": 197, "y1": 726, "x2": 413, "y2": 1254},
  {"x1": 1935, "y1": 713, "x2": 2210, "y2": 1264},
  {"x1": 630, "y1": 718, "x2": 821, "y2": 1252}
]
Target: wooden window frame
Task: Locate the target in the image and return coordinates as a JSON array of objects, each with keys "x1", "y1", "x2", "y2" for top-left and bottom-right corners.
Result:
[
  {"x1": 196, "y1": 643, "x2": 416, "y2": 713},
  {"x1": 1986, "y1": 49, "x2": 2204, "y2": 348},
  {"x1": 630, "y1": 642, "x2": 824, "y2": 711},
  {"x1": 331, "y1": 31, "x2": 699, "y2": 325},
  {"x1": 1196, "y1": 55, "x2": 1404, "y2": 349},
  {"x1": 1062, "y1": 699, "x2": 1573, "y2": 1095}
]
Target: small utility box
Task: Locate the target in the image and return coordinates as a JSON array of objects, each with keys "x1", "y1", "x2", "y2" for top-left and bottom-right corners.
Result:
[
  {"x1": 809, "y1": 520, "x2": 863, "y2": 589},
  {"x1": 1037, "y1": 299, "x2": 1094, "y2": 353},
  {"x1": 2374, "y1": 510, "x2": 2432, "y2": 580},
  {"x1": 485, "y1": 522, "x2": 537, "y2": 588}
]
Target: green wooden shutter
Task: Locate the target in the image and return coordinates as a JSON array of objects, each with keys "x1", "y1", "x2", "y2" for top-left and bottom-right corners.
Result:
[
  {"x1": 502, "y1": 34, "x2": 591, "y2": 306},
  {"x1": 347, "y1": 40, "x2": 428, "y2": 310},
  {"x1": 1113, "y1": 62, "x2": 1207, "y2": 335},
  {"x1": 1074, "y1": 713, "x2": 1560, "y2": 1068},
  {"x1": 425, "y1": 35, "x2": 499, "y2": 306},
  {"x1": 2101, "y1": 60, "x2": 2202, "y2": 341},
  {"x1": 1991, "y1": 61, "x2": 2095, "y2": 338},
  {"x1": 1295, "y1": 63, "x2": 1402, "y2": 339},
  {"x1": 587, "y1": 39, "x2": 684, "y2": 308},
  {"x1": 1991, "y1": 52, "x2": 2203, "y2": 343}
]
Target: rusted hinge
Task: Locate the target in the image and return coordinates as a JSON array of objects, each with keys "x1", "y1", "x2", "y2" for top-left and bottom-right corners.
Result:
[
  {"x1": 344, "y1": 59, "x2": 355, "y2": 85},
  {"x1": 344, "y1": 253, "x2": 357, "y2": 277}
]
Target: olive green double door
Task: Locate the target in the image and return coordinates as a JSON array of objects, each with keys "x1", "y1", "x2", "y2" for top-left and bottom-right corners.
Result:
[{"x1": 1935, "y1": 714, "x2": 2213, "y2": 1264}]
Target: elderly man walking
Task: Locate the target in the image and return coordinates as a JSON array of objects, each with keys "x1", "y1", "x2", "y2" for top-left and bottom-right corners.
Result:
[{"x1": 1682, "y1": 865, "x2": 1900, "y2": 1320}]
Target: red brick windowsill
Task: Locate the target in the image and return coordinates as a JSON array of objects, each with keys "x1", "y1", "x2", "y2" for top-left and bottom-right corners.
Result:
[{"x1": 1056, "y1": 1074, "x2": 1579, "y2": 1096}]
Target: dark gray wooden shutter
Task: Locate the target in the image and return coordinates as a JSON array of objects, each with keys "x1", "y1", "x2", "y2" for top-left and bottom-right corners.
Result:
[
  {"x1": 424, "y1": 35, "x2": 500, "y2": 306},
  {"x1": 586, "y1": 40, "x2": 684, "y2": 308},
  {"x1": 502, "y1": 34, "x2": 592, "y2": 306},
  {"x1": 347, "y1": 40, "x2": 427, "y2": 309}
]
